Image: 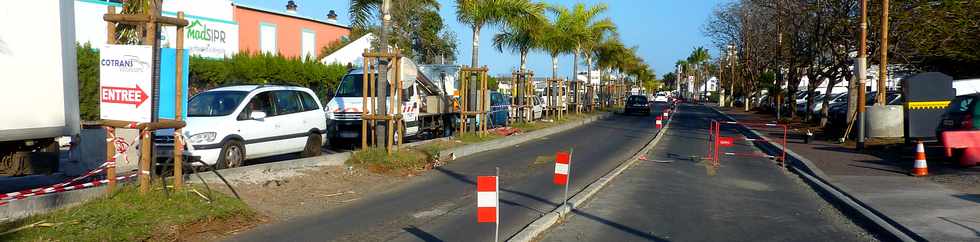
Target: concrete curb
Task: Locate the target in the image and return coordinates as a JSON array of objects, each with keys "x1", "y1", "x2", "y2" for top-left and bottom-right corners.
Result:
[
  {"x1": 439, "y1": 113, "x2": 613, "y2": 161},
  {"x1": 706, "y1": 106, "x2": 920, "y2": 242},
  {"x1": 507, "y1": 109, "x2": 673, "y2": 242},
  {"x1": 0, "y1": 185, "x2": 110, "y2": 222},
  {"x1": 191, "y1": 113, "x2": 611, "y2": 186},
  {"x1": 188, "y1": 152, "x2": 351, "y2": 185}
]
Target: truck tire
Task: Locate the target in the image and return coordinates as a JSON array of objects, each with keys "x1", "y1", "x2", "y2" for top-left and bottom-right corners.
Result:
[
  {"x1": 216, "y1": 140, "x2": 245, "y2": 169},
  {"x1": 302, "y1": 133, "x2": 323, "y2": 157}
]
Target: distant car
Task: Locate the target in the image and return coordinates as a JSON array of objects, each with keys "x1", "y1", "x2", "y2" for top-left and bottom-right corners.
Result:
[
  {"x1": 624, "y1": 95, "x2": 650, "y2": 115},
  {"x1": 653, "y1": 93, "x2": 669, "y2": 103},
  {"x1": 936, "y1": 94, "x2": 980, "y2": 137},
  {"x1": 164, "y1": 85, "x2": 327, "y2": 169}
]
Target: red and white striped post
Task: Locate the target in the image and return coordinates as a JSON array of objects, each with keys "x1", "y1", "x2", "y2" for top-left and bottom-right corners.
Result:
[
  {"x1": 655, "y1": 116, "x2": 663, "y2": 129},
  {"x1": 477, "y1": 167, "x2": 500, "y2": 241},
  {"x1": 554, "y1": 149, "x2": 573, "y2": 207}
]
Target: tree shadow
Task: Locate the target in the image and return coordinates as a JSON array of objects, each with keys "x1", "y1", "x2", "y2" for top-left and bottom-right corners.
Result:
[
  {"x1": 938, "y1": 217, "x2": 980, "y2": 238},
  {"x1": 953, "y1": 194, "x2": 980, "y2": 204},
  {"x1": 403, "y1": 225, "x2": 443, "y2": 242},
  {"x1": 569, "y1": 208, "x2": 670, "y2": 241}
]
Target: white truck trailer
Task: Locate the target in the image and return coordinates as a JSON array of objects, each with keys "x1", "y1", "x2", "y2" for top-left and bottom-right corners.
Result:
[{"x1": 0, "y1": 0, "x2": 81, "y2": 176}]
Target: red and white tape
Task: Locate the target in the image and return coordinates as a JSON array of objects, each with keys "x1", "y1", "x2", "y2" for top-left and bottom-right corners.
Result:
[
  {"x1": 0, "y1": 161, "x2": 113, "y2": 201},
  {"x1": 0, "y1": 173, "x2": 137, "y2": 206}
]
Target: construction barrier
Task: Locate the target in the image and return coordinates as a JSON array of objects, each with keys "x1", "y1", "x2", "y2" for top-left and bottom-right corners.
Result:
[{"x1": 707, "y1": 120, "x2": 788, "y2": 167}]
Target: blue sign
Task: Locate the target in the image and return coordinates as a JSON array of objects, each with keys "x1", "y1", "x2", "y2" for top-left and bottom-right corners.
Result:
[{"x1": 158, "y1": 48, "x2": 189, "y2": 120}]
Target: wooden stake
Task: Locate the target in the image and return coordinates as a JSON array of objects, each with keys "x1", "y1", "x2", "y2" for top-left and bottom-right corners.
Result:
[{"x1": 173, "y1": 12, "x2": 185, "y2": 190}]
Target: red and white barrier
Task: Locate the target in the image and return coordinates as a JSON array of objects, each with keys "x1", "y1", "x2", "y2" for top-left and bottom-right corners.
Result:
[
  {"x1": 655, "y1": 116, "x2": 663, "y2": 129},
  {"x1": 553, "y1": 151, "x2": 570, "y2": 185},
  {"x1": 477, "y1": 176, "x2": 498, "y2": 223}
]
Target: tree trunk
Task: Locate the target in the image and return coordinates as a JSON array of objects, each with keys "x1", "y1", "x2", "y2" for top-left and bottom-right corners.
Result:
[
  {"x1": 520, "y1": 49, "x2": 528, "y2": 71},
  {"x1": 471, "y1": 26, "x2": 480, "y2": 67},
  {"x1": 573, "y1": 46, "x2": 580, "y2": 112},
  {"x1": 551, "y1": 54, "x2": 559, "y2": 79}
]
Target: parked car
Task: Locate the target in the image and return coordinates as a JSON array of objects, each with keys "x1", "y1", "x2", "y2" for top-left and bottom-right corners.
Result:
[
  {"x1": 624, "y1": 95, "x2": 651, "y2": 115},
  {"x1": 936, "y1": 94, "x2": 980, "y2": 137},
  {"x1": 812, "y1": 93, "x2": 847, "y2": 117},
  {"x1": 827, "y1": 91, "x2": 903, "y2": 126},
  {"x1": 169, "y1": 85, "x2": 327, "y2": 169},
  {"x1": 532, "y1": 96, "x2": 545, "y2": 120}
]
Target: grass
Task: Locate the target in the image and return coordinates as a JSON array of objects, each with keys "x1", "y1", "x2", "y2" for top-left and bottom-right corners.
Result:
[
  {"x1": 0, "y1": 184, "x2": 256, "y2": 242},
  {"x1": 347, "y1": 147, "x2": 433, "y2": 175},
  {"x1": 350, "y1": 109, "x2": 610, "y2": 175}
]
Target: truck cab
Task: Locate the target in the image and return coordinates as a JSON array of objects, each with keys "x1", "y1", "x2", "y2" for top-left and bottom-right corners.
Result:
[{"x1": 325, "y1": 60, "x2": 459, "y2": 146}]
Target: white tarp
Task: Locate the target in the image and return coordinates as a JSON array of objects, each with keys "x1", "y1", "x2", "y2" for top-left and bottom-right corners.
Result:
[{"x1": 320, "y1": 33, "x2": 375, "y2": 67}]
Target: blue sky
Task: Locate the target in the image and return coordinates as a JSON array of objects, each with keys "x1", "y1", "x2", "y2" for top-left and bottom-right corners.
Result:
[{"x1": 236, "y1": 0, "x2": 726, "y2": 78}]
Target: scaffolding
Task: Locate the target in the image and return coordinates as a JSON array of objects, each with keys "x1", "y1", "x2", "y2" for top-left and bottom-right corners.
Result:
[
  {"x1": 545, "y1": 78, "x2": 566, "y2": 120},
  {"x1": 510, "y1": 71, "x2": 535, "y2": 123},
  {"x1": 360, "y1": 50, "x2": 404, "y2": 153},
  {"x1": 459, "y1": 66, "x2": 489, "y2": 135}
]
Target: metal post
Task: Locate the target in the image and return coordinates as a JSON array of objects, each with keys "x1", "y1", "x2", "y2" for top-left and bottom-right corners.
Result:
[
  {"x1": 564, "y1": 148, "x2": 574, "y2": 208},
  {"x1": 857, "y1": 0, "x2": 868, "y2": 150},
  {"x1": 495, "y1": 166, "x2": 500, "y2": 242}
]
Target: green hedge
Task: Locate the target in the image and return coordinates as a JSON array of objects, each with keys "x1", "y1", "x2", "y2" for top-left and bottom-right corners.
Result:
[{"x1": 76, "y1": 44, "x2": 348, "y2": 120}]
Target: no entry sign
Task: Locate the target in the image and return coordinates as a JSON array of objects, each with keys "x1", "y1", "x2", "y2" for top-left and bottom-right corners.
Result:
[{"x1": 100, "y1": 44, "x2": 153, "y2": 123}]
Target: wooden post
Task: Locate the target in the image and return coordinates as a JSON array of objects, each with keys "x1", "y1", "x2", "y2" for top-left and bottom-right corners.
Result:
[
  {"x1": 480, "y1": 66, "x2": 488, "y2": 135},
  {"x1": 138, "y1": 129, "x2": 151, "y2": 193},
  {"x1": 172, "y1": 12, "x2": 185, "y2": 190},
  {"x1": 361, "y1": 50, "x2": 369, "y2": 149},
  {"x1": 878, "y1": 0, "x2": 889, "y2": 104},
  {"x1": 105, "y1": 6, "x2": 117, "y2": 194}
]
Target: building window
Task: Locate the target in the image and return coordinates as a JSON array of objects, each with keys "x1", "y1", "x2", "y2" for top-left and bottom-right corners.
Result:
[
  {"x1": 260, "y1": 22, "x2": 277, "y2": 54},
  {"x1": 301, "y1": 29, "x2": 316, "y2": 59}
]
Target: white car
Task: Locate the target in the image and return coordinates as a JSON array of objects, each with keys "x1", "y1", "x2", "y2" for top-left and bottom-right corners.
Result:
[
  {"x1": 653, "y1": 93, "x2": 669, "y2": 102},
  {"x1": 178, "y1": 85, "x2": 327, "y2": 168}
]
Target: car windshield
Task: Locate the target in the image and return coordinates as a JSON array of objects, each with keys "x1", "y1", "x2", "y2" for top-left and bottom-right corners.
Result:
[
  {"x1": 335, "y1": 74, "x2": 363, "y2": 97},
  {"x1": 188, "y1": 91, "x2": 248, "y2": 117},
  {"x1": 627, "y1": 96, "x2": 647, "y2": 104}
]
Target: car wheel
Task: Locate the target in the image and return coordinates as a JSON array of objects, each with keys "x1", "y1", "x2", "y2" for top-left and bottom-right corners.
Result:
[
  {"x1": 302, "y1": 133, "x2": 323, "y2": 157},
  {"x1": 217, "y1": 140, "x2": 244, "y2": 169}
]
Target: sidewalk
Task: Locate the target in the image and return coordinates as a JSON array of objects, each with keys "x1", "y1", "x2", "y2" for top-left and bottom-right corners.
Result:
[{"x1": 713, "y1": 105, "x2": 980, "y2": 241}]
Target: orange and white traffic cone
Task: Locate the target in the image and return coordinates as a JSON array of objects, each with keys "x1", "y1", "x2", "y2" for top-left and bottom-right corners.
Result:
[{"x1": 912, "y1": 141, "x2": 929, "y2": 177}]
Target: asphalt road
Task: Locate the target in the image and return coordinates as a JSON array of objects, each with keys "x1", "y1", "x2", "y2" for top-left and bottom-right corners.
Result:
[
  {"x1": 229, "y1": 104, "x2": 666, "y2": 242},
  {"x1": 540, "y1": 104, "x2": 879, "y2": 241}
]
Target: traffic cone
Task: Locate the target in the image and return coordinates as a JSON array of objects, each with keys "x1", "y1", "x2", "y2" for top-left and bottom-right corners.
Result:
[{"x1": 911, "y1": 141, "x2": 928, "y2": 177}]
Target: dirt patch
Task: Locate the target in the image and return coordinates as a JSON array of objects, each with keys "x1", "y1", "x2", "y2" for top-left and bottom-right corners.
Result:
[
  {"x1": 166, "y1": 213, "x2": 267, "y2": 242},
  {"x1": 213, "y1": 166, "x2": 409, "y2": 222}
]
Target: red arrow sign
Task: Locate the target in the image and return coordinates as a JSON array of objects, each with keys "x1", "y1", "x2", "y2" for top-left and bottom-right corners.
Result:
[{"x1": 101, "y1": 85, "x2": 148, "y2": 107}]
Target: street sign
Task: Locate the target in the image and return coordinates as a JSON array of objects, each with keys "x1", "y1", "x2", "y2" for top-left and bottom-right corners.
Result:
[
  {"x1": 476, "y1": 175, "x2": 498, "y2": 223},
  {"x1": 553, "y1": 151, "x2": 570, "y2": 185},
  {"x1": 100, "y1": 44, "x2": 153, "y2": 123}
]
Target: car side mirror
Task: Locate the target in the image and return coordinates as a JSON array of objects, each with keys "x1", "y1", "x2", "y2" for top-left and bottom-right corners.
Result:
[{"x1": 250, "y1": 111, "x2": 267, "y2": 120}]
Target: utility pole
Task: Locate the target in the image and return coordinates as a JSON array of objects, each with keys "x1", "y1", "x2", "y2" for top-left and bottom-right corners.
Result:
[
  {"x1": 878, "y1": 0, "x2": 889, "y2": 104},
  {"x1": 376, "y1": 0, "x2": 391, "y2": 149},
  {"x1": 856, "y1": 0, "x2": 868, "y2": 150}
]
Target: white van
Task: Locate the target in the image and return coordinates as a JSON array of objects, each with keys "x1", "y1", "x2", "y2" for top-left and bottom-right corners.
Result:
[{"x1": 164, "y1": 85, "x2": 327, "y2": 168}]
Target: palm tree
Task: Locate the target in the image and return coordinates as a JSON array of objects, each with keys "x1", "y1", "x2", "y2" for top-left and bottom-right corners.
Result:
[
  {"x1": 553, "y1": 3, "x2": 613, "y2": 111},
  {"x1": 540, "y1": 6, "x2": 575, "y2": 79},
  {"x1": 491, "y1": 8, "x2": 545, "y2": 71},
  {"x1": 594, "y1": 36, "x2": 627, "y2": 106},
  {"x1": 349, "y1": 0, "x2": 440, "y2": 29},
  {"x1": 456, "y1": 0, "x2": 544, "y2": 67},
  {"x1": 687, "y1": 47, "x2": 710, "y2": 101}
]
